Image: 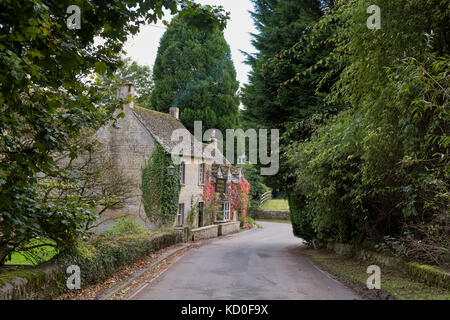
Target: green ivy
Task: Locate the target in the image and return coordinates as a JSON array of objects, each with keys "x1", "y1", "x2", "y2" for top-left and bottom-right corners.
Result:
[
  {"x1": 141, "y1": 144, "x2": 181, "y2": 227},
  {"x1": 186, "y1": 198, "x2": 199, "y2": 229}
]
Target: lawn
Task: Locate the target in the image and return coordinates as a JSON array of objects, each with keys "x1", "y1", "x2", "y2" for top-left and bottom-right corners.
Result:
[
  {"x1": 5, "y1": 239, "x2": 58, "y2": 266},
  {"x1": 305, "y1": 249, "x2": 450, "y2": 300},
  {"x1": 260, "y1": 199, "x2": 289, "y2": 211}
]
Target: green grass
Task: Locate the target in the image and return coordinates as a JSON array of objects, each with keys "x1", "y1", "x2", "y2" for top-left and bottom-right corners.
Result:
[
  {"x1": 256, "y1": 219, "x2": 291, "y2": 224},
  {"x1": 306, "y1": 249, "x2": 450, "y2": 300},
  {"x1": 260, "y1": 199, "x2": 289, "y2": 211},
  {"x1": 6, "y1": 239, "x2": 58, "y2": 266}
]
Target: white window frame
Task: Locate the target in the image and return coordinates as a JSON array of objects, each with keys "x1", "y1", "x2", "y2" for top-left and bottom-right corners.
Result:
[
  {"x1": 177, "y1": 203, "x2": 184, "y2": 226},
  {"x1": 223, "y1": 202, "x2": 230, "y2": 221}
]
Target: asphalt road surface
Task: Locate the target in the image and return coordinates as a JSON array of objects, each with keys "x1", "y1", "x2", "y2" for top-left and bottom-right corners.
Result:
[{"x1": 131, "y1": 221, "x2": 361, "y2": 300}]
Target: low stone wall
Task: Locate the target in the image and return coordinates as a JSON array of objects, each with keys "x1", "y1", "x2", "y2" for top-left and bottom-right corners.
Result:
[
  {"x1": 0, "y1": 231, "x2": 183, "y2": 300},
  {"x1": 190, "y1": 225, "x2": 219, "y2": 241},
  {"x1": 218, "y1": 222, "x2": 240, "y2": 236},
  {"x1": 248, "y1": 208, "x2": 290, "y2": 220},
  {"x1": 330, "y1": 243, "x2": 450, "y2": 290},
  {"x1": 0, "y1": 263, "x2": 63, "y2": 300}
]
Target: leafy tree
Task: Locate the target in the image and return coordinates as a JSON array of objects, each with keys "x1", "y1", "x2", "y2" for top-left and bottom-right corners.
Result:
[
  {"x1": 101, "y1": 58, "x2": 154, "y2": 110},
  {"x1": 240, "y1": 0, "x2": 337, "y2": 193},
  {"x1": 151, "y1": 18, "x2": 240, "y2": 134},
  {"x1": 0, "y1": 0, "x2": 229, "y2": 266},
  {"x1": 242, "y1": 164, "x2": 270, "y2": 208},
  {"x1": 241, "y1": 0, "x2": 329, "y2": 129},
  {"x1": 283, "y1": 0, "x2": 449, "y2": 265}
]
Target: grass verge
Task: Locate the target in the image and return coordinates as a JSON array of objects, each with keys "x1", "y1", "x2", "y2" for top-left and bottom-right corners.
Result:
[
  {"x1": 305, "y1": 249, "x2": 450, "y2": 300},
  {"x1": 260, "y1": 199, "x2": 289, "y2": 211},
  {"x1": 6, "y1": 239, "x2": 58, "y2": 265},
  {"x1": 256, "y1": 219, "x2": 291, "y2": 224}
]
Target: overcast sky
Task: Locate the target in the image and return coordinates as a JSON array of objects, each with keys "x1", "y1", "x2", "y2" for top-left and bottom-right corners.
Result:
[{"x1": 122, "y1": 0, "x2": 257, "y2": 87}]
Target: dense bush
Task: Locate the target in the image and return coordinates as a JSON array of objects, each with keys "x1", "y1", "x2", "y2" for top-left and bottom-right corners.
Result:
[
  {"x1": 103, "y1": 217, "x2": 148, "y2": 238},
  {"x1": 57, "y1": 219, "x2": 181, "y2": 288},
  {"x1": 285, "y1": 0, "x2": 449, "y2": 266}
]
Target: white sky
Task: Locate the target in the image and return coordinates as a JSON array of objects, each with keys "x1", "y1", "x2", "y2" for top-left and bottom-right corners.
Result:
[{"x1": 122, "y1": 0, "x2": 257, "y2": 87}]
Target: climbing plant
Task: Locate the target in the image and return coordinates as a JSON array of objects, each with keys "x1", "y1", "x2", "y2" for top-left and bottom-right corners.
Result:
[
  {"x1": 186, "y1": 198, "x2": 199, "y2": 229},
  {"x1": 141, "y1": 144, "x2": 181, "y2": 227},
  {"x1": 201, "y1": 171, "x2": 219, "y2": 226}
]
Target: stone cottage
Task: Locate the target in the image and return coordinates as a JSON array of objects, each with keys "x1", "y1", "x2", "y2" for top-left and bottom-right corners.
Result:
[{"x1": 94, "y1": 82, "x2": 236, "y2": 230}]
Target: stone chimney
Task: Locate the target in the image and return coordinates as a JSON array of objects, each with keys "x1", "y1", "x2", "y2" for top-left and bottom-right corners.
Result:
[
  {"x1": 210, "y1": 129, "x2": 218, "y2": 149},
  {"x1": 169, "y1": 107, "x2": 179, "y2": 119},
  {"x1": 117, "y1": 81, "x2": 135, "y2": 109}
]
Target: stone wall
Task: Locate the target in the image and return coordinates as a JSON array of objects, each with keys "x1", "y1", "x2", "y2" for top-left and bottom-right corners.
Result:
[
  {"x1": 0, "y1": 232, "x2": 183, "y2": 300},
  {"x1": 0, "y1": 263, "x2": 63, "y2": 300},
  {"x1": 218, "y1": 222, "x2": 240, "y2": 236},
  {"x1": 94, "y1": 104, "x2": 156, "y2": 229},
  {"x1": 190, "y1": 225, "x2": 219, "y2": 241},
  {"x1": 330, "y1": 243, "x2": 450, "y2": 290},
  {"x1": 248, "y1": 208, "x2": 290, "y2": 220},
  {"x1": 178, "y1": 156, "x2": 204, "y2": 225}
]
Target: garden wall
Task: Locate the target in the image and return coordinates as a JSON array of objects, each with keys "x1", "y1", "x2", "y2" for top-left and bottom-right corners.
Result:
[
  {"x1": 0, "y1": 222, "x2": 244, "y2": 300},
  {"x1": 218, "y1": 222, "x2": 240, "y2": 236},
  {"x1": 190, "y1": 225, "x2": 219, "y2": 241},
  {"x1": 248, "y1": 208, "x2": 290, "y2": 220},
  {"x1": 0, "y1": 231, "x2": 183, "y2": 300},
  {"x1": 330, "y1": 243, "x2": 450, "y2": 290}
]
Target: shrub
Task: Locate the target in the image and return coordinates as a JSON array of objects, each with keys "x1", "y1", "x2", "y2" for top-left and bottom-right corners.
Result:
[
  {"x1": 57, "y1": 231, "x2": 181, "y2": 289},
  {"x1": 247, "y1": 217, "x2": 261, "y2": 229},
  {"x1": 103, "y1": 217, "x2": 148, "y2": 238}
]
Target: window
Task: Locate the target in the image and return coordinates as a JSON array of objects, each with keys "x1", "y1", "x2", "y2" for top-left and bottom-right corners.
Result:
[
  {"x1": 222, "y1": 202, "x2": 230, "y2": 221},
  {"x1": 177, "y1": 204, "x2": 184, "y2": 226},
  {"x1": 199, "y1": 163, "x2": 205, "y2": 184},
  {"x1": 198, "y1": 202, "x2": 204, "y2": 228},
  {"x1": 180, "y1": 162, "x2": 185, "y2": 184}
]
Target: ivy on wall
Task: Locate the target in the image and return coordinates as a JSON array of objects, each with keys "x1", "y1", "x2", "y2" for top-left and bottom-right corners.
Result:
[
  {"x1": 141, "y1": 144, "x2": 181, "y2": 227},
  {"x1": 186, "y1": 197, "x2": 199, "y2": 229},
  {"x1": 201, "y1": 171, "x2": 218, "y2": 226}
]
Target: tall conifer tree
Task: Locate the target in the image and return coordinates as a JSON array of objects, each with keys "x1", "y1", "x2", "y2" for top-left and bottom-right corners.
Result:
[{"x1": 151, "y1": 18, "x2": 240, "y2": 134}]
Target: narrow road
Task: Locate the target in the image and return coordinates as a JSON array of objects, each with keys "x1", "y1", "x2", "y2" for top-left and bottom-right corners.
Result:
[{"x1": 131, "y1": 221, "x2": 360, "y2": 300}]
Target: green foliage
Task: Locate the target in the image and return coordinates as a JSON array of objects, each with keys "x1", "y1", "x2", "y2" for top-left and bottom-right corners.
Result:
[
  {"x1": 0, "y1": 0, "x2": 229, "y2": 267},
  {"x1": 151, "y1": 18, "x2": 240, "y2": 134},
  {"x1": 242, "y1": 164, "x2": 270, "y2": 208},
  {"x1": 242, "y1": 0, "x2": 328, "y2": 127},
  {"x1": 141, "y1": 144, "x2": 181, "y2": 227},
  {"x1": 6, "y1": 239, "x2": 58, "y2": 266},
  {"x1": 241, "y1": 0, "x2": 338, "y2": 192},
  {"x1": 103, "y1": 217, "x2": 149, "y2": 238},
  {"x1": 186, "y1": 199, "x2": 199, "y2": 229},
  {"x1": 283, "y1": 0, "x2": 449, "y2": 266},
  {"x1": 100, "y1": 58, "x2": 154, "y2": 109},
  {"x1": 238, "y1": 215, "x2": 245, "y2": 228},
  {"x1": 57, "y1": 231, "x2": 181, "y2": 289},
  {"x1": 247, "y1": 217, "x2": 261, "y2": 228},
  {"x1": 260, "y1": 199, "x2": 289, "y2": 211}
]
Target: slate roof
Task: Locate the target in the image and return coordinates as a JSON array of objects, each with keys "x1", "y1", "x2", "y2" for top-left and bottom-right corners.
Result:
[
  {"x1": 133, "y1": 106, "x2": 187, "y2": 153},
  {"x1": 132, "y1": 106, "x2": 229, "y2": 164}
]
